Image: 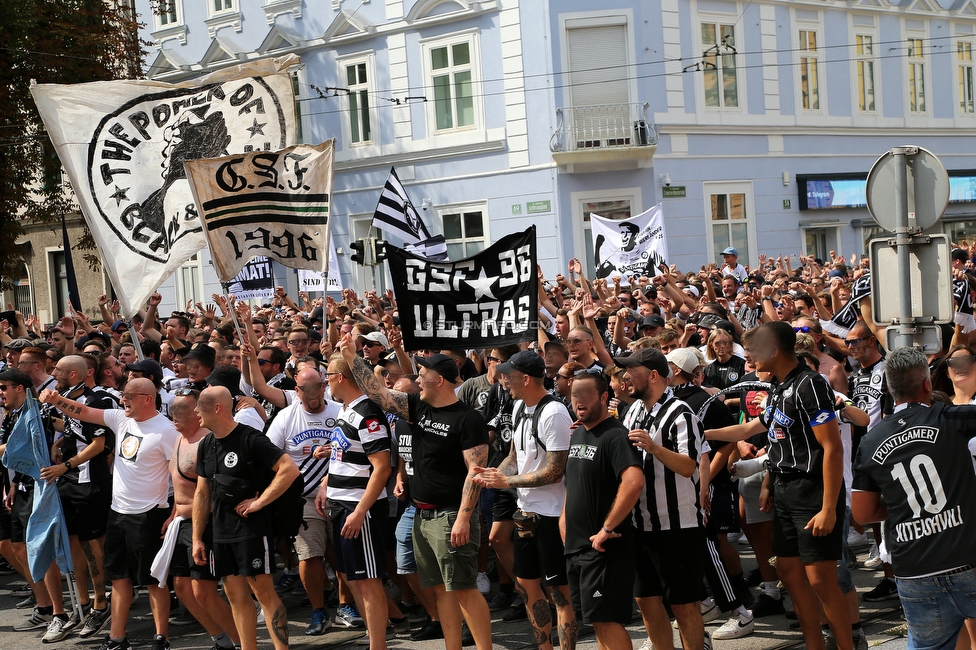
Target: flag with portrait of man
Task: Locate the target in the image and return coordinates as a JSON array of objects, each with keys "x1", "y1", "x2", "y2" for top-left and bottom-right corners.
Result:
[{"x1": 590, "y1": 203, "x2": 669, "y2": 283}]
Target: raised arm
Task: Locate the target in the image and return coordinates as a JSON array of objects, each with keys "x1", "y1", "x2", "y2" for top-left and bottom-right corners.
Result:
[
  {"x1": 338, "y1": 333, "x2": 409, "y2": 418},
  {"x1": 39, "y1": 389, "x2": 107, "y2": 426}
]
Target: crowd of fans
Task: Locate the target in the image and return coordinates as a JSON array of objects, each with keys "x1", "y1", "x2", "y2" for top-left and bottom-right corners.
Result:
[{"x1": 0, "y1": 242, "x2": 974, "y2": 650}]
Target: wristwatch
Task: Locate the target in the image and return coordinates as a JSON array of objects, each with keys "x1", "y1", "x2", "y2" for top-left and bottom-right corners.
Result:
[
  {"x1": 64, "y1": 460, "x2": 73, "y2": 471},
  {"x1": 602, "y1": 525, "x2": 614, "y2": 535}
]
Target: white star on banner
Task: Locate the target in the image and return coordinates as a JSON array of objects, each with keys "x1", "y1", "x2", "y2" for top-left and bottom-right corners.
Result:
[{"x1": 465, "y1": 268, "x2": 498, "y2": 301}]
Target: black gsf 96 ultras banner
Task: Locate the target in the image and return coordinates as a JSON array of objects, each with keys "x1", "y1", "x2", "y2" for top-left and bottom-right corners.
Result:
[{"x1": 388, "y1": 226, "x2": 537, "y2": 350}]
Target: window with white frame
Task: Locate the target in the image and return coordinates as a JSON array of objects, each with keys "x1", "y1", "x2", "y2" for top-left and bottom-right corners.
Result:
[
  {"x1": 152, "y1": 0, "x2": 181, "y2": 29},
  {"x1": 211, "y1": 0, "x2": 236, "y2": 16},
  {"x1": 177, "y1": 254, "x2": 204, "y2": 308},
  {"x1": 427, "y1": 37, "x2": 477, "y2": 132},
  {"x1": 959, "y1": 41, "x2": 975, "y2": 114},
  {"x1": 345, "y1": 61, "x2": 372, "y2": 144},
  {"x1": 799, "y1": 30, "x2": 821, "y2": 110},
  {"x1": 908, "y1": 38, "x2": 926, "y2": 113},
  {"x1": 856, "y1": 34, "x2": 876, "y2": 112},
  {"x1": 440, "y1": 207, "x2": 486, "y2": 260},
  {"x1": 704, "y1": 183, "x2": 754, "y2": 266},
  {"x1": 700, "y1": 22, "x2": 738, "y2": 108}
]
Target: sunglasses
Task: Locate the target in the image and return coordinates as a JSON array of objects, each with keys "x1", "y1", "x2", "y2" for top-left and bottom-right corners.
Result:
[
  {"x1": 287, "y1": 339, "x2": 308, "y2": 345},
  {"x1": 566, "y1": 338, "x2": 587, "y2": 345},
  {"x1": 844, "y1": 338, "x2": 869, "y2": 347},
  {"x1": 256, "y1": 359, "x2": 270, "y2": 366},
  {"x1": 363, "y1": 341, "x2": 384, "y2": 348},
  {"x1": 556, "y1": 374, "x2": 573, "y2": 380},
  {"x1": 574, "y1": 368, "x2": 604, "y2": 378},
  {"x1": 312, "y1": 325, "x2": 323, "y2": 331},
  {"x1": 485, "y1": 355, "x2": 501, "y2": 364},
  {"x1": 0, "y1": 384, "x2": 12, "y2": 391},
  {"x1": 947, "y1": 355, "x2": 976, "y2": 370},
  {"x1": 793, "y1": 326, "x2": 811, "y2": 333}
]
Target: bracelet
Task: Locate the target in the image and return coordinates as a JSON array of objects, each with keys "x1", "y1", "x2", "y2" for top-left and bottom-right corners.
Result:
[
  {"x1": 602, "y1": 525, "x2": 614, "y2": 535},
  {"x1": 762, "y1": 296, "x2": 773, "y2": 302},
  {"x1": 328, "y1": 319, "x2": 337, "y2": 323}
]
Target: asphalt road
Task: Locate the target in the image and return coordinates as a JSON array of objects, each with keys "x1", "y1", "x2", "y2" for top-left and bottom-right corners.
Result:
[{"x1": 0, "y1": 540, "x2": 910, "y2": 650}]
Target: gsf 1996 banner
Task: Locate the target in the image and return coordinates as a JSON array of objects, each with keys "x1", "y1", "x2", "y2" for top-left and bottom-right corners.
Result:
[
  {"x1": 387, "y1": 227, "x2": 538, "y2": 350},
  {"x1": 30, "y1": 55, "x2": 299, "y2": 317}
]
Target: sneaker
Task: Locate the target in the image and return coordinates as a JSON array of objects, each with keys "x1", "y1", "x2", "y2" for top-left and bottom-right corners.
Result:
[
  {"x1": 461, "y1": 623, "x2": 475, "y2": 646},
  {"x1": 170, "y1": 607, "x2": 198, "y2": 626},
  {"x1": 825, "y1": 630, "x2": 838, "y2": 650},
  {"x1": 487, "y1": 590, "x2": 515, "y2": 612},
  {"x1": 410, "y1": 620, "x2": 444, "y2": 641},
  {"x1": 712, "y1": 612, "x2": 755, "y2": 640},
  {"x1": 863, "y1": 577, "x2": 899, "y2": 602},
  {"x1": 864, "y1": 542, "x2": 883, "y2": 569},
  {"x1": 305, "y1": 609, "x2": 332, "y2": 636},
  {"x1": 274, "y1": 572, "x2": 301, "y2": 594},
  {"x1": 673, "y1": 599, "x2": 720, "y2": 629},
  {"x1": 390, "y1": 616, "x2": 411, "y2": 634},
  {"x1": 79, "y1": 606, "x2": 111, "y2": 638},
  {"x1": 15, "y1": 593, "x2": 37, "y2": 609},
  {"x1": 335, "y1": 604, "x2": 364, "y2": 628},
  {"x1": 855, "y1": 628, "x2": 869, "y2": 650},
  {"x1": 476, "y1": 572, "x2": 490, "y2": 595},
  {"x1": 503, "y1": 601, "x2": 527, "y2": 621},
  {"x1": 324, "y1": 583, "x2": 340, "y2": 607},
  {"x1": 848, "y1": 529, "x2": 871, "y2": 547},
  {"x1": 14, "y1": 607, "x2": 53, "y2": 631},
  {"x1": 98, "y1": 637, "x2": 132, "y2": 650},
  {"x1": 42, "y1": 614, "x2": 72, "y2": 643},
  {"x1": 751, "y1": 593, "x2": 785, "y2": 618},
  {"x1": 11, "y1": 582, "x2": 32, "y2": 595},
  {"x1": 63, "y1": 608, "x2": 82, "y2": 632},
  {"x1": 746, "y1": 567, "x2": 762, "y2": 587},
  {"x1": 256, "y1": 604, "x2": 265, "y2": 626},
  {"x1": 356, "y1": 628, "x2": 394, "y2": 645},
  {"x1": 150, "y1": 634, "x2": 170, "y2": 650},
  {"x1": 0, "y1": 559, "x2": 16, "y2": 575}
]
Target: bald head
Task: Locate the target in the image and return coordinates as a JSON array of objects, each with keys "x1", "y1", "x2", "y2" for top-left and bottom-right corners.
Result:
[
  {"x1": 296, "y1": 368, "x2": 321, "y2": 385},
  {"x1": 127, "y1": 377, "x2": 156, "y2": 395},
  {"x1": 200, "y1": 385, "x2": 233, "y2": 411},
  {"x1": 60, "y1": 355, "x2": 89, "y2": 377}
]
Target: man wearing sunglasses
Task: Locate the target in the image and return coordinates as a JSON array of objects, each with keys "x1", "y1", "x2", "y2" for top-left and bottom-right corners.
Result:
[
  {"x1": 40, "y1": 377, "x2": 180, "y2": 650},
  {"x1": 844, "y1": 323, "x2": 898, "y2": 605},
  {"x1": 358, "y1": 332, "x2": 389, "y2": 368}
]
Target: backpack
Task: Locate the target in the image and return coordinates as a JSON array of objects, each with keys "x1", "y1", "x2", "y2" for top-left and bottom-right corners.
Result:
[
  {"x1": 512, "y1": 394, "x2": 558, "y2": 458},
  {"x1": 207, "y1": 429, "x2": 306, "y2": 539}
]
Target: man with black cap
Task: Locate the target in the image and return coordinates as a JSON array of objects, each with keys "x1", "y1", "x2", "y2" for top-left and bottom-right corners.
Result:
[
  {"x1": 181, "y1": 344, "x2": 217, "y2": 392},
  {"x1": 339, "y1": 334, "x2": 492, "y2": 650},
  {"x1": 618, "y1": 348, "x2": 715, "y2": 650},
  {"x1": 640, "y1": 315, "x2": 666, "y2": 339},
  {"x1": 473, "y1": 351, "x2": 577, "y2": 650}
]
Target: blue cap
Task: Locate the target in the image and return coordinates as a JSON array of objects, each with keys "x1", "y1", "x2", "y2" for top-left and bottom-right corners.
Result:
[{"x1": 721, "y1": 247, "x2": 738, "y2": 256}]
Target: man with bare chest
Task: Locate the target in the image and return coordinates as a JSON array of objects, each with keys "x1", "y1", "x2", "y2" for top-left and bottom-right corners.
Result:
[{"x1": 166, "y1": 390, "x2": 239, "y2": 650}]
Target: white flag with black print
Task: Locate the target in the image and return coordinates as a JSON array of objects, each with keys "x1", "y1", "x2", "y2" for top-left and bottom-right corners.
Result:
[
  {"x1": 298, "y1": 237, "x2": 342, "y2": 293},
  {"x1": 590, "y1": 203, "x2": 669, "y2": 283},
  {"x1": 371, "y1": 166, "x2": 448, "y2": 261},
  {"x1": 30, "y1": 55, "x2": 299, "y2": 317},
  {"x1": 183, "y1": 140, "x2": 335, "y2": 283}
]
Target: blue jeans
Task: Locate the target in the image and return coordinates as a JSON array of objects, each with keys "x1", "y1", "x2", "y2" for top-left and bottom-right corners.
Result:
[
  {"x1": 897, "y1": 568, "x2": 976, "y2": 650},
  {"x1": 395, "y1": 505, "x2": 417, "y2": 575},
  {"x1": 836, "y1": 508, "x2": 855, "y2": 594}
]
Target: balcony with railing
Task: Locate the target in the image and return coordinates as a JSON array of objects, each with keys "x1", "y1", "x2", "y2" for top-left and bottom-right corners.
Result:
[{"x1": 549, "y1": 102, "x2": 658, "y2": 172}]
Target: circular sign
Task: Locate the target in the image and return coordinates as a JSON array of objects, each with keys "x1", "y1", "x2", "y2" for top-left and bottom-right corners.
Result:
[{"x1": 865, "y1": 146, "x2": 949, "y2": 232}]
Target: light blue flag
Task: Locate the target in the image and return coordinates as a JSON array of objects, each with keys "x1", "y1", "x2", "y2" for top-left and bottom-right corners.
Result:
[{"x1": 2, "y1": 395, "x2": 73, "y2": 582}]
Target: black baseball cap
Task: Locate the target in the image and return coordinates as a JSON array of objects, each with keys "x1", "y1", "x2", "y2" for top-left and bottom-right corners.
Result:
[
  {"x1": 641, "y1": 315, "x2": 666, "y2": 330},
  {"x1": 182, "y1": 343, "x2": 216, "y2": 369},
  {"x1": 415, "y1": 353, "x2": 459, "y2": 383},
  {"x1": 952, "y1": 248, "x2": 969, "y2": 262},
  {"x1": 497, "y1": 351, "x2": 546, "y2": 378},
  {"x1": 125, "y1": 359, "x2": 163, "y2": 384},
  {"x1": 615, "y1": 348, "x2": 672, "y2": 378}
]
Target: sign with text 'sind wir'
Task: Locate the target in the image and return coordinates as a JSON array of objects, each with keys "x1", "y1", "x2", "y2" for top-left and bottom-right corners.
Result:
[{"x1": 388, "y1": 227, "x2": 538, "y2": 350}]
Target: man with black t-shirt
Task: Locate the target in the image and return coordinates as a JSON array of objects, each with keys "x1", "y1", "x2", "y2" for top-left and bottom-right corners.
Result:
[
  {"x1": 316, "y1": 355, "x2": 392, "y2": 650},
  {"x1": 853, "y1": 346, "x2": 976, "y2": 650},
  {"x1": 39, "y1": 355, "x2": 114, "y2": 639},
  {"x1": 561, "y1": 370, "x2": 643, "y2": 650},
  {"x1": 706, "y1": 322, "x2": 851, "y2": 650},
  {"x1": 193, "y1": 386, "x2": 300, "y2": 650},
  {"x1": 340, "y1": 334, "x2": 492, "y2": 650}
]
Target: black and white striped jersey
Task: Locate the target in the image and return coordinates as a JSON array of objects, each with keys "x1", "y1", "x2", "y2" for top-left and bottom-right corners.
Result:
[{"x1": 327, "y1": 395, "x2": 391, "y2": 507}]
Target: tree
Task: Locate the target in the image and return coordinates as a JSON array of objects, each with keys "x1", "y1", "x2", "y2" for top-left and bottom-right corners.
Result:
[{"x1": 0, "y1": 0, "x2": 145, "y2": 289}]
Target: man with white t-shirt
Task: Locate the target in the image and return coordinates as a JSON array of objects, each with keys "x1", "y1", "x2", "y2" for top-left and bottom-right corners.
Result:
[
  {"x1": 40, "y1": 377, "x2": 180, "y2": 650},
  {"x1": 266, "y1": 367, "x2": 341, "y2": 636},
  {"x1": 474, "y1": 351, "x2": 576, "y2": 650}
]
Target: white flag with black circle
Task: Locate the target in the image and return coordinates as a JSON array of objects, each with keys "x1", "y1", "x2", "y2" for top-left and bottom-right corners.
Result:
[
  {"x1": 183, "y1": 139, "x2": 335, "y2": 283},
  {"x1": 30, "y1": 55, "x2": 299, "y2": 317},
  {"x1": 590, "y1": 203, "x2": 669, "y2": 282}
]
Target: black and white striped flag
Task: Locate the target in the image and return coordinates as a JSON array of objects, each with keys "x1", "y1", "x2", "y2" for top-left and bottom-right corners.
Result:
[{"x1": 371, "y1": 166, "x2": 449, "y2": 261}]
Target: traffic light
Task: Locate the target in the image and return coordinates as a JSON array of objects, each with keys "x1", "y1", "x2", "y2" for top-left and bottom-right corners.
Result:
[
  {"x1": 350, "y1": 238, "x2": 366, "y2": 265},
  {"x1": 373, "y1": 239, "x2": 388, "y2": 264}
]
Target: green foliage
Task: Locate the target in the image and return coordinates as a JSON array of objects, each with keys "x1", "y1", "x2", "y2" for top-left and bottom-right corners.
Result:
[{"x1": 0, "y1": 0, "x2": 146, "y2": 289}]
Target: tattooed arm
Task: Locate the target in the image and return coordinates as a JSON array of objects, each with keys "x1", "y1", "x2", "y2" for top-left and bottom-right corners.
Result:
[
  {"x1": 507, "y1": 450, "x2": 569, "y2": 488},
  {"x1": 38, "y1": 389, "x2": 106, "y2": 426},
  {"x1": 451, "y1": 443, "x2": 488, "y2": 548},
  {"x1": 338, "y1": 333, "x2": 409, "y2": 418}
]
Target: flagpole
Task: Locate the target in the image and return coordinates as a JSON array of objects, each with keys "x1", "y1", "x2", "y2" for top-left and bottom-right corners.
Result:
[
  {"x1": 128, "y1": 320, "x2": 146, "y2": 362},
  {"x1": 220, "y1": 284, "x2": 247, "y2": 345}
]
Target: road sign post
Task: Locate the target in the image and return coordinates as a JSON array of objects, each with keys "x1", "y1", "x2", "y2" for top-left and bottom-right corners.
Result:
[{"x1": 865, "y1": 146, "x2": 950, "y2": 350}]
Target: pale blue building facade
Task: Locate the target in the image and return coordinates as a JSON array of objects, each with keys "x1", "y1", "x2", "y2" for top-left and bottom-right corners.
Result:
[{"x1": 136, "y1": 0, "x2": 976, "y2": 312}]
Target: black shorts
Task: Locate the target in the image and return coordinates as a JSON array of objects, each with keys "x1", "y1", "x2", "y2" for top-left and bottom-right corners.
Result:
[
  {"x1": 513, "y1": 516, "x2": 568, "y2": 586},
  {"x1": 169, "y1": 519, "x2": 216, "y2": 581},
  {"x1": 0, "y1": 497, "x2": 12, "y2": 542},
  {"x1": 491, "y1": 488, "x2": 518, "y2": 522},
  {"x1": 104, "y1": 507, "x2": 169, "y2": 585},
  {"x1": 707, "y1": 484, "x2": 739, "y2": 535},
  {"x1": 332, "y1": 502, "x2": 388, "y2": 582},
  {"x1": 566, "y1": 534, "x2": 636, "y2": 625},
  {"x1": 11, "y1": 487, "x2": 33, "y2": 544},
  {"x1": 59, "y1": 479, "x2": 111, "y2": 541},
  {"x1": 211, "y1": 535, "x2": 275, "y2": 578},
  {"x1": 771, "y1": 473, "x2": 845, "y2": 563},
  {"x1": 634, "y1": 528, "x2": 705, "y2": 604}
]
